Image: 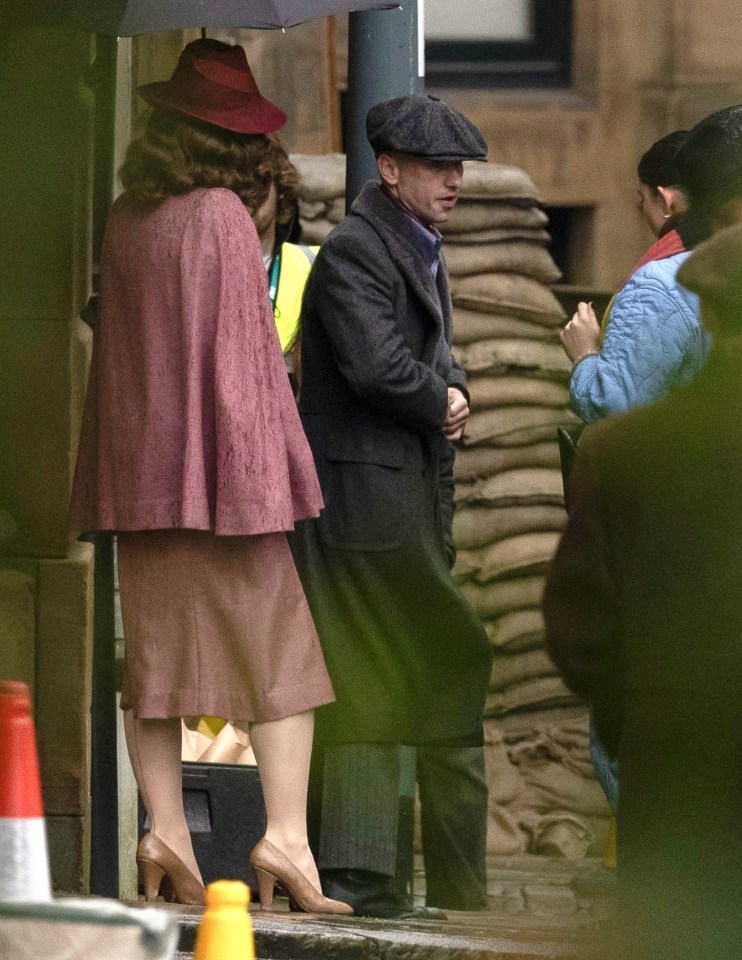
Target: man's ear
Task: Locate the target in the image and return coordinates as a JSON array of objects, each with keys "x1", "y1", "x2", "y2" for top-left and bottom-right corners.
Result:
[{"x1": 377, "y1": 152, "x2": 400, "y2": 188}]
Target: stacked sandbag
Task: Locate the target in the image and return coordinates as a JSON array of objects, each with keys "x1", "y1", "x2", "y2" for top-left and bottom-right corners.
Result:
[
  {"x1": 292, "y1": 153, "x2": 346, "y2": 244},
  {"x1": 448, "y1": 162, "x2": 609, "y2": 857},
  {"x1": 291, "y1": 154, "x2": 610, "y2": 858},
  {"x1": 495, "y1": 709, "x2": 610, "y2": 859}
]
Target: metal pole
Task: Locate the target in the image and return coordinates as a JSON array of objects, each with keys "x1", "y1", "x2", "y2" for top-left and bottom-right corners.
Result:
[
  {"x1": 345, "y1": 1, "x2": 424, "y2": 209},
  {"x1": 345, "y1": 1, "x2": 425, "y2": 895},
  {"x1": 87, "y1": 34, "x2": 119, "y2": 899}
]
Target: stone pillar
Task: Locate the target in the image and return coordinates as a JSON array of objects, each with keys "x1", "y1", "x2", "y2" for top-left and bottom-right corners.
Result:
[{"x1": 0, "y1": 28, "x2": 97, "y2": 893}]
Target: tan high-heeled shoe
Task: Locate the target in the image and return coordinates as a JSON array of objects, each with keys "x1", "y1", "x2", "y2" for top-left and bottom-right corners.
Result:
[
  {"x1": 136, "y1": 832, "x2": 205, "y2": 906},
  {"x1": 250, "y1": 838, "x2": 353, "y2": 915}
]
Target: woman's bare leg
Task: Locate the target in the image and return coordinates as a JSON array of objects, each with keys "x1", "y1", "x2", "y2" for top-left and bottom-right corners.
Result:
[
  {"x1": 123, "y1": 710, "x2": 202, "y2": 882},
  {"x1": 249, "y1": 709, "x2": 320, "y2": 890}
]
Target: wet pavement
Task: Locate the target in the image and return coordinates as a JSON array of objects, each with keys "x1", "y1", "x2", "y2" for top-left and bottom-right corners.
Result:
[{"x1": 168, "y1": 856, "x2": 616, "y2": 959}]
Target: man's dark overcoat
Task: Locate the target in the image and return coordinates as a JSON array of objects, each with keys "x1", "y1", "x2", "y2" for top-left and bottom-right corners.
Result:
[
  {"x1": 290, "y1": 181, "x2": 492, "y2": 745},
  {"x1": 543, "y1": 345, "x2": 742, "y2": 959}
]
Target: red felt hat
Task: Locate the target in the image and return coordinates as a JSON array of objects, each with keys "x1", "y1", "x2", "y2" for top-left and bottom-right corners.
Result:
[{"x1": 138, "y1": 38, "x2": 287, "y2": 135}]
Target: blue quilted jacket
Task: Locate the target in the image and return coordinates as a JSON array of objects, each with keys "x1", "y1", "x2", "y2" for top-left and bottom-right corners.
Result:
[{"x1": 570, "y1": 251, "x2": 710, "y2": 422}]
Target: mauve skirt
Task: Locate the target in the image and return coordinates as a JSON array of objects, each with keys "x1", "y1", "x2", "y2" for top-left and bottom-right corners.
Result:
[{"x1": 117, "y1": 529, "x2": 335, "y2": 720}]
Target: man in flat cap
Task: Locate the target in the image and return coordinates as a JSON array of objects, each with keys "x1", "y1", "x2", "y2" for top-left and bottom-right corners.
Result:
[
  {"x1": 289, "y1": 94, "x2": 493, "y2": 917},
  {"x1": 542, "y1": 221, "x2": 742, "y2": 960}
]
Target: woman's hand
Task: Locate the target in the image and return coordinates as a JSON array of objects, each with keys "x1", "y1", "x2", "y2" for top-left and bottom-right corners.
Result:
[
  {"x1": 561, "y1": 301, "x2": 601, "y2": 364},
  {"x1": 443, "y1": 387, "x2": 469, "y2": 441}
]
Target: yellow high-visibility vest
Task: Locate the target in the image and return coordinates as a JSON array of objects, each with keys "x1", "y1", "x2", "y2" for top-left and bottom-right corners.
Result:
[{"x1": 269, "y1": 242, "x2": 318, "y2": 353}]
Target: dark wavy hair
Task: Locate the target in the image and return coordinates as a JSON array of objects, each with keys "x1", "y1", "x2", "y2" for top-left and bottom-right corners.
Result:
[
  {"x1": 637, "y1": 130, "x2": 690, "y2": 189},
  {"x1": 636, "y1": 130, "x2": 713, "y2": 246},
  {"x1": 119, "y1": 108, "x2": 299, "y2": 228}
]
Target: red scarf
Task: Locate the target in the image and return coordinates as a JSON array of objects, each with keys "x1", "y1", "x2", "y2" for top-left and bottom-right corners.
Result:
[
  {"x1": 618, "y1": 228, "x2": 685, "y2": 291},
  {"x1": 601, "y1": 229, "x2": 687, "y2": 332}
]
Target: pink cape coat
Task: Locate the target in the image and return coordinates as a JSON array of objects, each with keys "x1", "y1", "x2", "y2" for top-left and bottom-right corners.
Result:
[{"x1": 70, "y1": 187, "x2": 323, "y2": 535}]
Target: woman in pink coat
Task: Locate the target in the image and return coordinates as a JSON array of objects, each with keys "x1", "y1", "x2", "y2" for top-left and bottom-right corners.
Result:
[{"x1": 70, "y1": 39, "x2": 351, "y2": 915}]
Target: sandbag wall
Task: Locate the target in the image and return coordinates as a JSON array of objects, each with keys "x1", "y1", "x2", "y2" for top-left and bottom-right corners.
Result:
[
  {"x1": 293, "y1": 154, "x2": 610, "y2": 859},
  {"x1": 293, "y1": 153, "x2": 347, "y2": 244}
]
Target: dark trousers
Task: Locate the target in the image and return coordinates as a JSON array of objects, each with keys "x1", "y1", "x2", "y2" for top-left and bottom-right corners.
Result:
[{"x1": 308, "y1": 742, "x2": 489, "y2": 911}]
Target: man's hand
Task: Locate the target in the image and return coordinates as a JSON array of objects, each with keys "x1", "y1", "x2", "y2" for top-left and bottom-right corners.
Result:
[
  {"x1": 443, "y1": 387, "x2": 469, "y2": 441},
  {"x1": 560, "y1": 301, "x2": 601, "y2": 364}
]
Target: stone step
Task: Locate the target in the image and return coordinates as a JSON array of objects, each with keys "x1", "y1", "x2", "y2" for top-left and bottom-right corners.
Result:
[
  {"x1": 175, "y1": 909, "x2": 584, "y2": 960},
  {"x1": 170, "y1": 856, "x2": 615, "y2": 960}
]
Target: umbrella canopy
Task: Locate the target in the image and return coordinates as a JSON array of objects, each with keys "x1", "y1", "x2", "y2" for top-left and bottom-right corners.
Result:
[{"x1": 11, "y1": 0, "x2": 400, "y2": 35}]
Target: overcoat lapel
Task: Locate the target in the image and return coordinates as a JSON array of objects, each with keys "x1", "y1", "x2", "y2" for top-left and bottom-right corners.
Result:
[
  {"x1": 436, "y1": 254, "x2": 454, "y2": 343},
  {"x1": 352, "y1": 183, "x2": 446, "y2": 335},
  {"x1": 394, "y1": 250, "x2": 445, "y2": 331}
]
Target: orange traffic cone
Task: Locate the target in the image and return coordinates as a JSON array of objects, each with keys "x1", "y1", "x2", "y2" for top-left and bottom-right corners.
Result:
[
  {"x1": 194, "y1": 880, "x2": 255, "y2": 960},
  {"x1": 0, "y1": 680, "x2": 52, "y2": 901}
]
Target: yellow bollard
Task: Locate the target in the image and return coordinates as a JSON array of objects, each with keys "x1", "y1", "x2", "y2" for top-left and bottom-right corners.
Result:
[
  {"x1": 601, "y1": 815, "x2": 617, "y2": 869},
  {"x1": 194, "y1": 880, "x2": 255, "y2": 960}
]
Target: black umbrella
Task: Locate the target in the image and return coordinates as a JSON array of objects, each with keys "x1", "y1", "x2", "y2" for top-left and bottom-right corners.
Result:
[{"x1": 10, "y1": 0, "x2": 399, "y2": 35}]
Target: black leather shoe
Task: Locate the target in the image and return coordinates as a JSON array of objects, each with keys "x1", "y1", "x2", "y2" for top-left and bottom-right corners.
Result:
[{"x1": 319, "y1": 869, "x2": 447, "y2": 920}]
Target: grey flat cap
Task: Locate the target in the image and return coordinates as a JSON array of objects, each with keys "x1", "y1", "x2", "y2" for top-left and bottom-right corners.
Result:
[{"x1": 366, "y1": 93, "x2": 487, "y2": 161}]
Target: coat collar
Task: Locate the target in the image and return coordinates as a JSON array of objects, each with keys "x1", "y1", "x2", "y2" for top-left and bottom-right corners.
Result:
[{"x1": 349, "y1": 181, "x2": 449, "y2": 332}]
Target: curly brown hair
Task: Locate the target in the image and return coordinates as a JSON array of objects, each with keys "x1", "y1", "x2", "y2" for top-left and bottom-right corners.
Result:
[{"x1": 119, "y1": 109, "x2": 299, "y2": 226}]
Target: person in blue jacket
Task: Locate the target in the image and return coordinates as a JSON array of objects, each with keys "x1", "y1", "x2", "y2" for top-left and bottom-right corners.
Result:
[
  {"x1": 557, "y1": 132, "x2": 710, "y2": 816},
  {"x1": 561, "y1": 134, "x2": 710, "y2": 423},
  {"x1": 555, "y1": 106, "x2": 742, "y2": 823}
]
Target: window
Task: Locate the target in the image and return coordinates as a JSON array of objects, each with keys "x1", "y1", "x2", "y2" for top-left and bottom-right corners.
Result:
[
  {"x1": 425, "y1": 0, "x2": 572, "y2": 88},
  {"x1": 542, "y1": 206, "x2": 594, "y2": 286}
]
